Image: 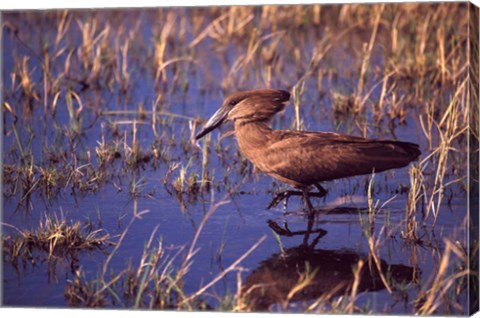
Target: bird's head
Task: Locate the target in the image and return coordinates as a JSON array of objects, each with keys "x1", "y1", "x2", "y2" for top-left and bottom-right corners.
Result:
[{"x1": 195, "y1": 89, "x2": 290, "y2": 140}]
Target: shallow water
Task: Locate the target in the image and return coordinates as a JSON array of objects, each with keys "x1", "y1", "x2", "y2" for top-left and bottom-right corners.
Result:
[{"x1": 1, "y1": 4, "x2": 473, "y2": 314}]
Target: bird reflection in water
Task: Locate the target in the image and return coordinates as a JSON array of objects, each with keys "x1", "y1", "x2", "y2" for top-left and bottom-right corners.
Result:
[{"x1": 242, "y1": 227, "x2": 416, "y2": 311}]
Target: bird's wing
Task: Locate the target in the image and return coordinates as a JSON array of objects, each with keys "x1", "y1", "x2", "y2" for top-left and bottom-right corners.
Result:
[{"x1": 262, "y1": 131, "x2": 420, "y2": 186}]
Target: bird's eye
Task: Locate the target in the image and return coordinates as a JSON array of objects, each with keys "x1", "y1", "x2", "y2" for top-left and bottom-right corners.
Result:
[{"x1": 229, "y1": 99, "x2": 238, "y2": 106}]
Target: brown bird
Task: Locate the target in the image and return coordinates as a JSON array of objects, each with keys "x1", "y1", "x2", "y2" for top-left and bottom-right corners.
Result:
[{"x1": 195, "y1": 89, "x2": 421, "y2": 217}]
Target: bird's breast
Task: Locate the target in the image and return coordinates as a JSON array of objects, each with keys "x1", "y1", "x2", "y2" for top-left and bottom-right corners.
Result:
[{"x1": 233, "y1": 122, "x2": 274, "y2": 172}]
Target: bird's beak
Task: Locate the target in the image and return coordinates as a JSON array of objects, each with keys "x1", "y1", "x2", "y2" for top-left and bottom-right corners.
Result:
[{"x1": 195, "y1": 105, "x2": 229, "y2": 140}]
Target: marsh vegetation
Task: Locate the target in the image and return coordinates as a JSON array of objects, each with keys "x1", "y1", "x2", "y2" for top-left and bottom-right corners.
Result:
[{"x1": 2, "y1": 3, "x2": 478, "y2": 314}]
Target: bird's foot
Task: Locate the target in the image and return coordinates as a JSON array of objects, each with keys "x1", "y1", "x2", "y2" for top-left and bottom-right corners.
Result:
[
  {"x1": 267, "y1": 219, "x2": 294, "y2": 236},
  {"x1": 267, "y1": 219, "x2": 328, "y2": 238},
  {"x1": 267, "y1": 190, "x2": 303, "y2": 209},
  {"x1": 267, "y1": 186, "x2": 328, "y2": 210}
]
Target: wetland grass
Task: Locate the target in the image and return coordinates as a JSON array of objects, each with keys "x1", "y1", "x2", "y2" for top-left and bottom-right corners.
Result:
[
  {"x1": 2, "y1": 211, "x2": 110, "y2": 262},
  {"x1": 64, "y1": 194, "x2": 265, "y2": 310}
]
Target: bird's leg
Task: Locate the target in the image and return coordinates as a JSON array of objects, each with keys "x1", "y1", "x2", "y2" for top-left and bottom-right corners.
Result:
[
  {"x1": 302, "y1": 189, "x2": 315, "y2": 218},
  {"x1": 309, "y1": 227, "x2": 328, "y2": 248},
  {"x1": 315, "y1": 184, "x2": 327, "y2": 197},
  {"x1": 302, "y1": 211, "x2": 314, "y2": 246}
]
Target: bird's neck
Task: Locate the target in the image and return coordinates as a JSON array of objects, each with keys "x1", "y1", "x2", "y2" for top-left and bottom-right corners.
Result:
[{"x1": 233, "y1": 121, "x2": 272, "y2": 162}]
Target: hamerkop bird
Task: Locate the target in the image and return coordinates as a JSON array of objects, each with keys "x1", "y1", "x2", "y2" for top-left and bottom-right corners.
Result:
[{"x1": 195, "y1": 89, "x2": 421, "y2": 217}]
